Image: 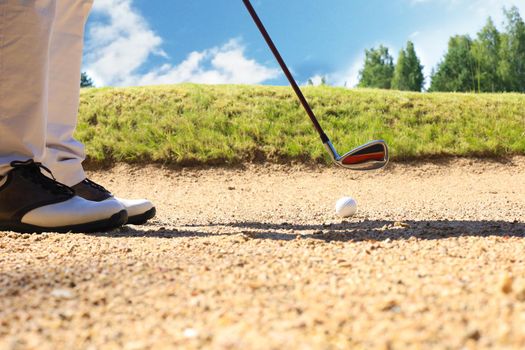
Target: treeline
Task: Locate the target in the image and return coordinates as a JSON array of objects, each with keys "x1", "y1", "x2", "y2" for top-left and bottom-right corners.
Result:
[
  {"x1": 358, "y1": 6, "x2": 525, "y2": 93},
  {"x1": 358, "y1": 42, "x2": 424, "y2": 91}
]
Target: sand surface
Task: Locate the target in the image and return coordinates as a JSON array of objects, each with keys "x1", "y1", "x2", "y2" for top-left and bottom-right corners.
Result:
[{"x1": 1, "y1": 158, "x2": 525, "y2": 349}]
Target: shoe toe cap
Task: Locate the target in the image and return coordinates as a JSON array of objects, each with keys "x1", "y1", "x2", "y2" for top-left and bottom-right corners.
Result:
[{"x1": 115, "y1": 197, "x2": 155, "y2": 218}]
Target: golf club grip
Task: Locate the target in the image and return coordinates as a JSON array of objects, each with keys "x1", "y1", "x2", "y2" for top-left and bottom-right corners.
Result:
[{"x1": 242, "y1": 0, "x2": 329, "y2": 143}]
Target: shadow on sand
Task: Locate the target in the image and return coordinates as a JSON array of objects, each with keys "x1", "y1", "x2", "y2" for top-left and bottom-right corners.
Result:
[{"x1": 90, "y1": 219, "x2": 525, "y2": 242}]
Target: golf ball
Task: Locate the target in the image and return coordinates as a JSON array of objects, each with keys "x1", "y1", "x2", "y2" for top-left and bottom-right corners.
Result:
[{"x1": 335, "y1": 197, "x2": 357, "y2": 217}]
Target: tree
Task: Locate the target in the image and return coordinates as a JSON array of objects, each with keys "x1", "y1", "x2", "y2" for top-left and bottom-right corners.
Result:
[
  {"x1": 429, "y1": 35, "x2": 476, "y2": 92},
  {"x1": 392, "y1": 41, "x2": 424, "y2": 91},
  {"x1": 498, "y1": 6, "x2": 525, "y2": 92},
  {"x1": 392, "y1": 49, "x2": 408, "y2": 90},
  {"x1": 471, "y1": 17, "x2": 501, "y2": 92},
  {"x1": 80, "y1": 72, "x2": 94, "y2": 88},
  {"x1": 358, "y1": 45, "x2": 394, "y2": 89}
]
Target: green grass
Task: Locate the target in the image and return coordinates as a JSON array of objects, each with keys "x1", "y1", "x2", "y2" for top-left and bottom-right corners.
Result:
[{"x1": 77, "y1": 84, "x2": 525, "y2": 166}]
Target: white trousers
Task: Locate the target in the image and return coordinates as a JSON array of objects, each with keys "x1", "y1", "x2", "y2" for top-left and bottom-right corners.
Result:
[{"x1": 0, "y1": 0, "x2": 93, "y2": 186}]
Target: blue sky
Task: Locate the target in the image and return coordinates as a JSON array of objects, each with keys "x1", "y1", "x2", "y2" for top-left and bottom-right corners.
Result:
[{"x1": 83, "y1": 0, "x2": 525, "y2": 88}]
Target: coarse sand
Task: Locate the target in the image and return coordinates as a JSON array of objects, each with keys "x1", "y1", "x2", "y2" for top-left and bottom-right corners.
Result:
[{"x1": 1, "y1": 158, "x2": 525, "y2": 349}]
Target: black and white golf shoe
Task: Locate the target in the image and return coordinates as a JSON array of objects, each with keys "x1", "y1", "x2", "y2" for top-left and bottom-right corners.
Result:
[
  {"x1": 0, "y1": 160, "x2": 127, "y2": 233},
  {"x1": 72, "y1": 178, "x2": 156, "y2": 225}
]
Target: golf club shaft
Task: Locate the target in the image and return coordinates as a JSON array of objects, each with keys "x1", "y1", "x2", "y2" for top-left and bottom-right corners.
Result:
[{"x1": 242, "y1": 0, "x2": 329, "y2": 144}]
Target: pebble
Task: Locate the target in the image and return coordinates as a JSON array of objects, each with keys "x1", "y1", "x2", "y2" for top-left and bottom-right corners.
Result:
[
  {"x1": 50, "y1": 289, "x2": 74, "y2": 300},
  {"x1": 500, "y1": 274, "x2": 514, "y2": 294},
  {"x1": 183, "y1": 328, "x2": 199, "y2": 338}
]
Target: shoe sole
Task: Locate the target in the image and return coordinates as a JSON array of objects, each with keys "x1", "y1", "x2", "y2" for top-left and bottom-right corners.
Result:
[
  {"x1": 0, "y1": 210, "x2": 127, "y2": 234},
  {"x1": 127, "y1": 207, "x2": 156, "y2": 225}
]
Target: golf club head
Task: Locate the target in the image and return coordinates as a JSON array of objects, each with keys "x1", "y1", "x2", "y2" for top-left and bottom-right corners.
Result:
[{"x1": 325, "y1": 140, "x2": 389, "y2": 171}]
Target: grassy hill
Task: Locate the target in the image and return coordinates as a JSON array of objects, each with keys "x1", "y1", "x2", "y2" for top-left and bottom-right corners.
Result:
[{"x1": 77, "y1": 84, "x2": 525, "y2": 166}]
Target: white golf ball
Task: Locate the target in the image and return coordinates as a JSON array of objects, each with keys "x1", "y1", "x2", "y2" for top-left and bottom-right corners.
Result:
[{"x1": 335, "y1": 197, "x2": 357, "y2": 217}]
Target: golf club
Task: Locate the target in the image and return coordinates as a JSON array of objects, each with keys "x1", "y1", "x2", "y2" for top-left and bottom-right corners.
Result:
[{"x1": 242, "y1": 0, "x2": 389, "y2": 171}]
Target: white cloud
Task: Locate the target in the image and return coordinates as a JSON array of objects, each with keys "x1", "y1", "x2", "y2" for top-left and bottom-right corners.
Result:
[
  {"x1": 134, "y1": 39, "x2": 280, "y2": 86},
  {"x1": 328, "y1": 55, "x2": 365, "y2": 88},
  {"x1": 85, "y1": 0, "x2": 165, "y2": 86},
  {"x1": 84, "y1": 0, "x2": 278, "y2": 86}
]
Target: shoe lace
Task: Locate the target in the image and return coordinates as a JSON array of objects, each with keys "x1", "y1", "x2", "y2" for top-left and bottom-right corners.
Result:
[
  {"x1": 82, "y1": 178, "x2": 112, "y2": 196},
  {"x1": 10, "y1": 160, "x2": 74, "y2": 196}
]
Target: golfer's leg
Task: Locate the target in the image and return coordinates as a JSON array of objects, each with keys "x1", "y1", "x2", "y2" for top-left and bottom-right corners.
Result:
[
  {"x1": 44, "y1": 0, "x2": 92, "y2": 186},
  {"x1": 0, "y1": 0, "x2": 126, "y2": 232},
  {"x1": 45, "y1": 0, "x2": 156, "y2": 224},
  {"x1": 0, "y1": 0, "x2": 55, "y2": 176}
]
